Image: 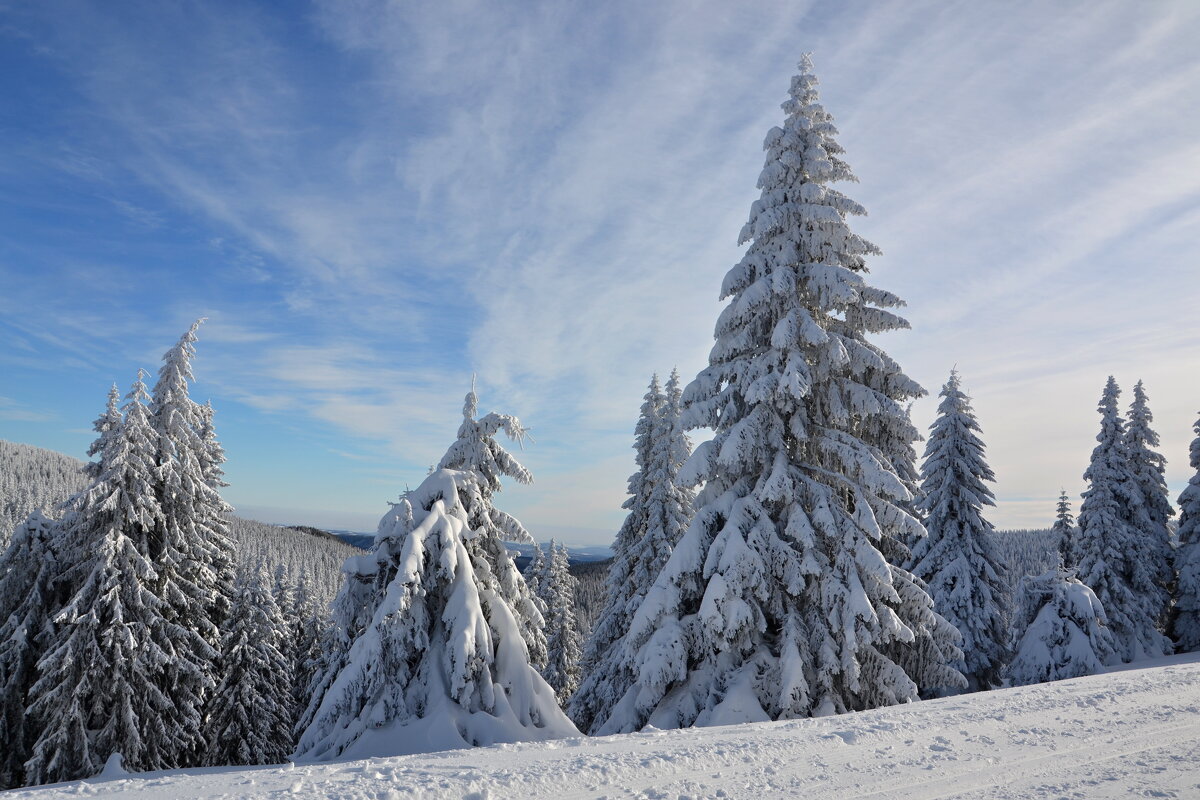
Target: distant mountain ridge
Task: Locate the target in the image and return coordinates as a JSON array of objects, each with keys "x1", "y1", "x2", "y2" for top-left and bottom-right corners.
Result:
[{"x1": 326, "y1": 528, "x2": 612, "y2": 565}]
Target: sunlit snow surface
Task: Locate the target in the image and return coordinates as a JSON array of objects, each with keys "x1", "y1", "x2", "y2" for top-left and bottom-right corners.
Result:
[{"x1": 12, "y1": 654, "x2": 1200, "y2": 799}]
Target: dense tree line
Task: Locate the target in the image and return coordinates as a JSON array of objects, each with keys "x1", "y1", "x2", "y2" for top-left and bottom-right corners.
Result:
[{"x1": 0, "y1": 324, "x2": 354, "y2": 788}]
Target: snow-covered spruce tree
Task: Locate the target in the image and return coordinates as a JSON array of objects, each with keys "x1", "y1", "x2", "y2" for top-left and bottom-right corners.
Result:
[
  {"x1": 909, "y1": 370, "x2": 1009, "y2": 691},
  {"x1": 602, "y1": 57, "x2": 962, "y2": 733},
  {"x1": 1075, "y1": 377, "x2": 1172, "y2": 663},
  {"x1": 149, "y1": 319, "x2": 235, "y2": 764},
  {"x1": 538, "y1": 541, "x2": 582, "y2": 704},
  {"x1": 25, "y1": 372, "x2": 176, "y2": 784},
  {"x1": 1123, "y1": 380, "x2": 1174, "y2": 630},
  {"x1": 569, "y1": 371, "x2": 695, "y2": 733},
  {"x1": 1053, "y1": 489, "x2": 1075, "y2": 565},
  {"x1": 1171, "y1": 412, "x2": 1200, "y2": 651},
  {"x1": 1005, "y1": 561, "x2": 1116, "y2": 687},
  {"x1": 196, "y1": 397, "x2": 238, "y2": 622},
  {"x1": 436, "y1": 385, "x2": 547, "y2": 668},
  {"x1": 204, "y1": 567, "x2": 294, "y2": 767},
  {"x1": 294, "y1": 389, "x2": 576, "y2": 760},
  {"x1": 526, "y1": 542, "x2": 548, "y2": 598},
  {"x1": 642, "y1": 369, "x2": 697, "y2": 591},
  {"x1": 1, "y1": 386, "x2": 124, "y2": 787},
  {"x1": 270, "y1": 564, "x2": 298, "y2": 708},
  {"x1": 0, "y1": 510, "x2": 59, "y2": 789},
  {"x1": 290, "y1": 573, "x2": 329, "y2": 727},
  {"x1": 83, "y1": 384, "x2": 123, "y2": 481}
]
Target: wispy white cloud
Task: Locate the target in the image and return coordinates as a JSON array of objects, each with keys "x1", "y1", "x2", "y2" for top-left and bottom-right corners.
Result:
[{"x1": 0, "y1": 396, "x2": 54, "y2": 422}]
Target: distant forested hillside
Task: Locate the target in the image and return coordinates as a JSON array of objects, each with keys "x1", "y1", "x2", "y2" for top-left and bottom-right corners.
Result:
[
  {"x1": 0, "y1": 440, "x2": 89, "y2": 549},
  {"x1": 989, "y1": 528, "x2": 1061, "y2": 583},
  {"x1": 570, "y1": 558, "x2": 609, "y2": 640},
  {"x1": 0, "y1": 439, "x2": 360, "y2": 605}
]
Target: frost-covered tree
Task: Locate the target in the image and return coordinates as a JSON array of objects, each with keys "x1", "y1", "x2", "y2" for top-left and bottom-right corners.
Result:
[
  {"x1": 1054, "y1": 490, "x2": 1074, "y2": 531},
  {"x1": 149, "y1": 319, "x2": 234, "y2": 764},
  {"x1": 0, "y1": 510, "x2": 59, "y2": 789},
  {"x1": 270, "y1": 564, "x2": 299, "y2": 711},
  {"x1": 570, "y1": 371, "x2": 695, "y2": 733},
  {"x1": 295, "y1": 390, "x2": 576, "y2": 760},
  {"x1": 526, "y1": 542, "x2": 548, "y2": 598},
  {"x1": 643, "y1": 369, "x2": 696, "y2": 585},
  {"x1": 1, "y1": 387, "x2": 124, "y2": 788},
  {"x1": 25, "y1": 372, "x2": 176, "y2": 784},
  {"x1": 1005, "y1": 562, "x2": 1116, "y2": 687},
  {"x1": 437, "y1": 385, "x2": 546, "y2": 668},
  {"x1": 909, "y1": 370, "x2": 1009, "y2": 691},
  {"x1": 601, "y1": 57, "x2": 962, "y2": 733},
  {"x1": 1171, "y1": 413, "x2": 1200, "y2": 651},
  {"x1": 1124, "y1": 380, "x2": 1174, "y2": 628},
  {"x1": 1055, "y1": 489, "x2": 1080, "y2": 571},
  {"x1": 205, "y1": 568, "x2": 294, "y2": 767},
  {"x1": 290, "y1": 573, "x2": 329, "y2": 727},
  {"x1": 1075, "y1": 377, "x2": 1172, "y2": 663},
  {"x1": 83, "y1": 385, "x2": 123, "y2": 481},
  {"x1": 195, "y1": 398, "x2": 238, "y2": 622},
  {"x1": 538, "y1": 541, "x2": 582, "y2": 704}
]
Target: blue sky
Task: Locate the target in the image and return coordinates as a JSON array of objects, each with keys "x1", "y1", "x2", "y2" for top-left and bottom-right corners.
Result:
[{"x1": 1, "y1": 0, "x2": 1198, "y2": 543}]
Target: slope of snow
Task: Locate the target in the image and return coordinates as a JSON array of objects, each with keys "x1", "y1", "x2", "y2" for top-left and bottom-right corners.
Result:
[{"x1": 12, "y1": 654, "x2": 1200, "y2": 799}]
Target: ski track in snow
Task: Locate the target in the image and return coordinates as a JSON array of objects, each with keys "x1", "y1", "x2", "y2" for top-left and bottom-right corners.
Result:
[{"x1": 10, "y1": 655, "x2": 1200, "y2": 800}]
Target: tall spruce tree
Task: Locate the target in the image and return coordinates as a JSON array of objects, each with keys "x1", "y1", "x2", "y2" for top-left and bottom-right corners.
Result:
[
  {"x1": 1123, "y1": 380, "x2": 1174, "y2": 632},
  {"x1": 0, "y1": 510, "x2": 59, "y2": 789},
  {"x1": 1171, "y1": 413, "x2": 1200, "y2": 651},
  {"x1": 642, "y1": 370, "x2": 695, "y2": 589},
  {"x1": 1, "y1": 387, "x2": 123, "y2": 788},
  {"x1": 295, "y1": 389, "x2": 576, "y2": 760},
  {"x1": 290, "y1": 573, "x2": 329, "y2": 729},
  {"x1": 204, "y1": 567, "x2": 294, "y2": 767},
  {"x1": 909, "y1": 371, "x2": 1009, "y2": 691},
  {"x1": 537, "y1": 541, "x2": 582, "y2": 704},
  {"x1": 1053, "y1": 489, "x2": 1075, "y2": 567},
  {"x1": 25, "y1": 372, "x2": 176, "y2": 784},
  {"x1": 149, "y1": 319, "x2": 234, "y2": 764},
  {"x1": 526, "y1": 541, "x2": 549, "y2": 598},
  {"x1": 570, "y1": 371, "x2": 695, "y2": 733},
  {"x1": 1075, "y1": 377, "x2": 1172, "y2": 663},
  {"x1": 270, "y1": 564, "x2": 299, "y2": 718},
  {"x1": 601, "y1": 57, "x2": 961, "y2": 733},
  {"x1": 437, "y1": 385, "x2": 546, "y2": 668}
]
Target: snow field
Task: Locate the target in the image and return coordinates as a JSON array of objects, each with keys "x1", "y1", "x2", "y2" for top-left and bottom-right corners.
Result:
[{"x1": 12, "y1": 654, "x2": 1200, "y2": 799}]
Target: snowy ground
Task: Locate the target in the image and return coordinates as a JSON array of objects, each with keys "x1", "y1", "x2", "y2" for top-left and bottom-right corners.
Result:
[{"x1": 11, "y1": 654, "x2": 1200, "y2": 800}]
